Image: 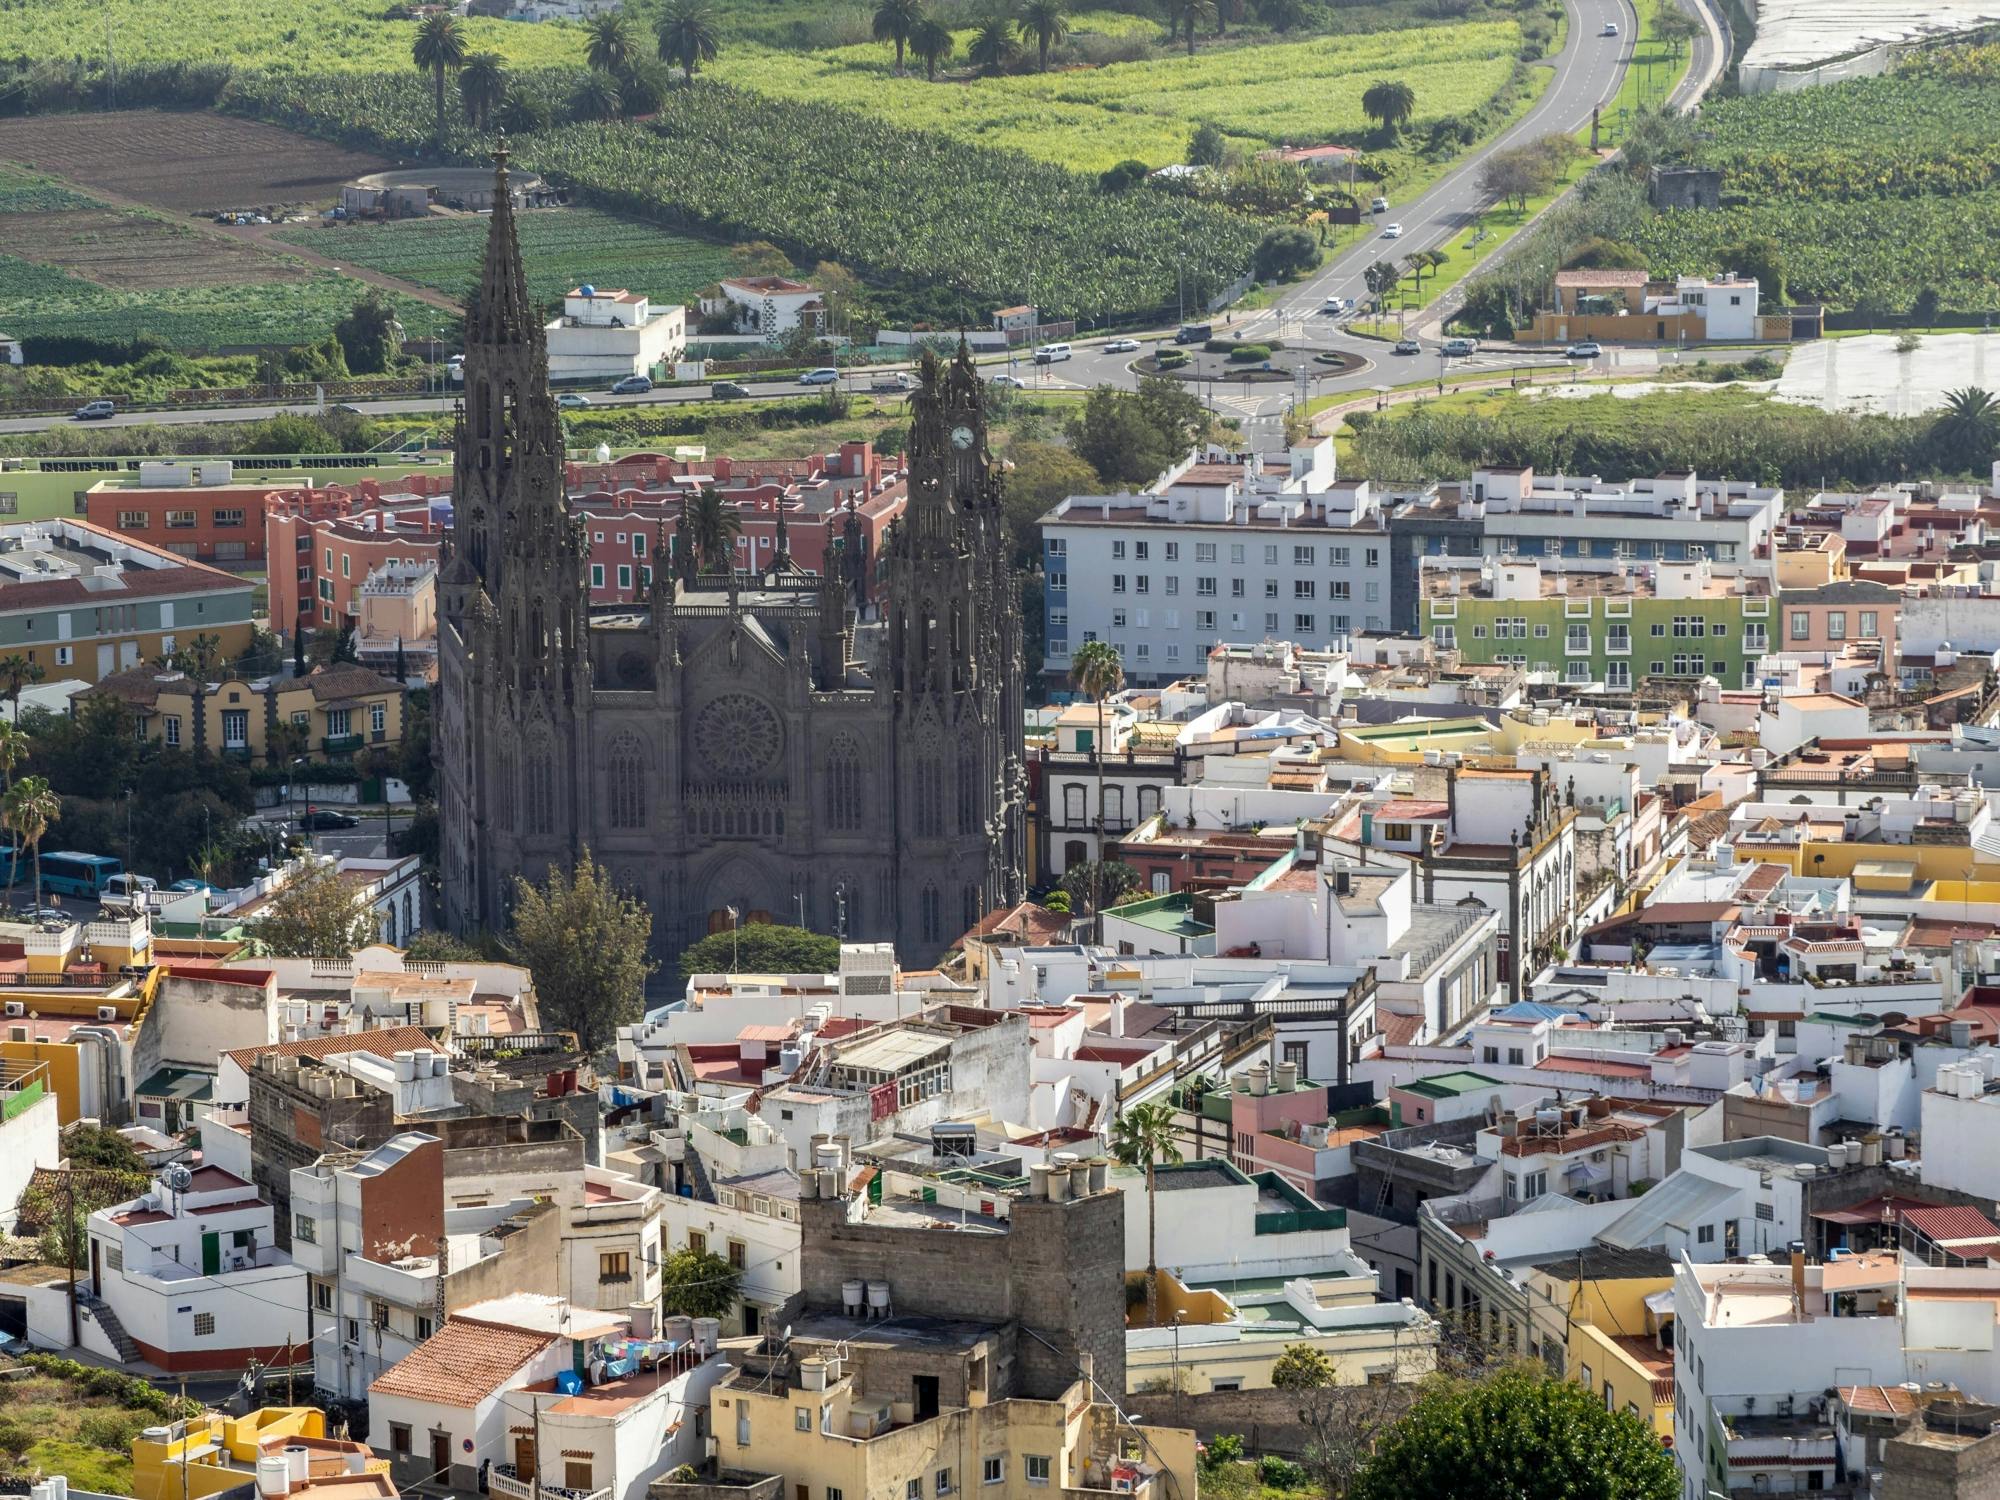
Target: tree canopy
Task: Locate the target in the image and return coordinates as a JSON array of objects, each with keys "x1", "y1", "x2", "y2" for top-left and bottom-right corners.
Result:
[
  {"x1": 507, "y1": 849, "x2": 657, "y2": 1053},
  {"x1": 1348, "y1": 1367, "x2": 1677, "y2": 1500},
  {"x1": 677, "y1": 922, "x2": 841, "y2": 979},
  {"x1": 1070, "y1": 378, "x2": 1207, "y2": 487},
  {"x1": 1269, "y1": 1343, "x2": 1337, "y2": 1390},
  {"x1": 659, "y1": 1246, "x2": 743, "y2": 1321},
  {"x1": 255, "y1": 862, "x2": 379, "y2": 958}
]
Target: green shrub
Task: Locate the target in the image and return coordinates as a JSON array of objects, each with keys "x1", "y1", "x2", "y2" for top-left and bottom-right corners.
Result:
[
  {"x1": 1226, "y1": 344, "x2": 1272, "y2": 362},
  {"x1": 78, "y1": 1410, "x2": 149, "y2": 1452},
  {"x1": 1259, "y1": 1455, "x2": 1307, "y2": 1487}
]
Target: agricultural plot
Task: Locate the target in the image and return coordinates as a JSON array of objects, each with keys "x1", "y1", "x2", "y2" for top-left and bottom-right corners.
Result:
[
  {"x1": 0, "y1": 0, "x2": 583, "y2": 73},
  {"x1": 278, "y1": 207, "x2": 736, "y2": 315},
  {"x1": 0, "y1": 111, "x2": 393, "y2": 215},
  {"x1": 710, "y1": 21, "x2": 1525, "y2": 172},
  {"x1": 226, "y1": 72, "x2": 1263, "y2": 321}
]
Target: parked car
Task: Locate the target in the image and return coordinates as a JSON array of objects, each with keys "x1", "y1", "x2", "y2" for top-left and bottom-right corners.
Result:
[
  {"x1": 0, "y1": 1335, "x2": 30, "y2": 1358},
  {"x1": 299, "y1": 810, "x2": 361, "y2": 831},
  {"x1": 870, "y1": 371, "x2": 916, "y2": 392},
  {"x1": 1393, "y1": 339, "x2": 1422, "y2": 355},
  {"x1": 610, "y1": 374, "x2": 652, "y2": 395},
  {"x1": 14, "y1": 907, "x2": 71, "y2": 925},
  {"x1": 989, "y1": 374, "x2": 1027, "y2": 388},
  {"x1": 557, "y1": 393, "x2": 591, "y2": 408},
  {"x1": 1602, "y1": 20, "x2": 1620, "y2": 35},
  {"x1": 799, "y1": 367, "x2": 840, "y2": 385},
  {"x1": 1371, "y1": 196, "x2": 1389, "y2": 214},
  {"x1": 710, "y1": 380, "x2": 750, "y2": 399},
  {"x1": 1381, "y1": 223, "x2": 1404, "y2": 239},
  {"x1": 1103, "y1": 338, "x2": 1141, "y2": 354},
  {"x1": 1566, "y1": 341, "x2": 1604, "y2": 359},
  {"x1": 73, "y1": 399, "x2": 114, "y2": 421}
]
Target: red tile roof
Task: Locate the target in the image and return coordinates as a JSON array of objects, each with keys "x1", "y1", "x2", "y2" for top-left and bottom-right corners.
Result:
[
  {"x1": 370, "y1": 1317, "x2": 556, "y2": 1407},
  {"x1": 1839, "y1": 1385, "x2": 1917, "y2": 1417},
  {"x1": 1902, "y1": 1204, "x2": 2000, "y2": 1246},
  {"x1": 1535, "y1": 1055, "x2": 1652, "y2": 1080},
  {"x1": 224, "y1": 1024, "x2": 440, "y2": 1075}
]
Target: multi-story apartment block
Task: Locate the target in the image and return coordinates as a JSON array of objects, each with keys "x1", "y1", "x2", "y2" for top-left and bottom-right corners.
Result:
[
  {"x1": 1387, "y1": 467, "x2": 1782, "y2": 630},
  {"x1": 1421, "y1": 557, "x2": 1775, "y2": 692},
  {"x1": 1040, "y1": 441, "x2": 1392, "y2": 684}
]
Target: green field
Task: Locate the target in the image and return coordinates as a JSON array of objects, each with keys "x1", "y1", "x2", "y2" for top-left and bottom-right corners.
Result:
[
  {"x1": 0, "y1": 0, "x2": 586, "y2": 73},
  {"x1": 710, "y1": 20, "x2": 1525, "y2": 173},
  {"x1": 279, "y1": 207, "x2": 735, "y2": 315}
]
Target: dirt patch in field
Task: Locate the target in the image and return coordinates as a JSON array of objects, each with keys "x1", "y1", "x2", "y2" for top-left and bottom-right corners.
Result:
[
  {"x1": 0, "y1": 206, "x2": 305, "y2": 289},
  {"x1": 0, "y1": 110, "x2": 396, "y2": 217}
]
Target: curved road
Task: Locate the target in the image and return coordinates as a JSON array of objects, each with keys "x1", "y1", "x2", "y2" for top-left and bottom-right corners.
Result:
[{"x1": 0, "y1": 0, "x2": 1722, "y2": 444}]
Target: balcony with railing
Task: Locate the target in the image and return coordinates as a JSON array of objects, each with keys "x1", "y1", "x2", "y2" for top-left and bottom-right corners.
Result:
[
  {"x1": 489, "y1": 1466, "x2": 609, "y2": 1500},
  {"x1": 323, "y1": 734, "x2": 363, "y2": 754}
]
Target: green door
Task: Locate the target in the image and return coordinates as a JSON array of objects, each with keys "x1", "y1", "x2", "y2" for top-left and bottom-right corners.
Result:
[{"x1": 201, "y1": 1232, "x2": 220, "y2": 1275}]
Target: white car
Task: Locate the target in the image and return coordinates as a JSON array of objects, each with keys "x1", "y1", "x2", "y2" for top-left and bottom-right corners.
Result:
[
  {"x1": 1393, "y1": 339, "x2": 1422, "y2": 355},
  {"x1": 1322, "y1": 296, "x2": 1349, "y2": 314},
  {"x1": 1103, "y1": 338, "x2": 1141, "y2": 353},
  {"x1": 1566, "y1": 341, "x2": 1604, "y2": 359},
  {"x1": 1382, "y1": 223, "x2": 1404, "y2": 239},
  {"x1": 990, "y1": 374, "x2": 1027, "y2": 389},
  {"x1": 1602, "y1": 20, "x2": 1619, "y2": 35}
]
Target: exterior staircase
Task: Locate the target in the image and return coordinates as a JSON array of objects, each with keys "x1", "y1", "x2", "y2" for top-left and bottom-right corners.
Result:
[{"x1": 78, "y1": 1291, "x2": 141, "y2": 1364}]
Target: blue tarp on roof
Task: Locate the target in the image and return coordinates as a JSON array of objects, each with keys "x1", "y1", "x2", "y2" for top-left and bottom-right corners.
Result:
[{"x1": 1491, "y1": 1001, "x2": 1589, "y2": 1023}]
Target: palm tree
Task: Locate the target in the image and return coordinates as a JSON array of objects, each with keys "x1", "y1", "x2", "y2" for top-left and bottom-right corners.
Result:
[
  {"x1": 1935, "y1": 387, "x2": 2000, "y2": 473},
  {"x1": 683, "y1": 488, "x2": 743, "y2": 574},
  {"x1": 0, "y1": 720, "x2": 23, "y2": 800},
  {"x1": 411, "y1": 11, "x2": 469, "y2": 150},
  {"x1": 4, "y1": 776, "x2": 59, "y2": 917},
  {"x1": 1016, "y1": 0, "x2": 1070, "y2": 71},
  {"x1": 184, "y1": 632, "x2": 224, "y2": 679},
  {"x1": 1110, "y1": 1101, "x2": 1183, "y2": 1326},
  {"x1": 912, "y1": 13, "x2": 957, "y2": 80},
  {"x1": 1163, "y1": 0, "x2": 1214, "y2": 52},
  {"x1": 570, "y1": 69, "x2": 625, "y2": 122},
  {"x1": 873, "y1": 0, "x2": 925, "y2": 73},
  {"x1": 585, "y1": 12, "x2": 640, "y2": 74},
  {"x1": 459, "y1": 51, "x2": 508, "y2": 129},
  {"x1": 0, "y1": 655, "x2": 42, "y2": 717},
  {"x1": 1361, "y1": 77, "x2": 1417, "y2": 138},
  {"x1": 656, "y1": 0, "x2": 721, "y2": 78},
  {"x1": 967, "y1": 13, "x2": 1018, "y2": 73},
  {"x1": 1067, "y1": 638, "x2": 1123, "y2": 927}
]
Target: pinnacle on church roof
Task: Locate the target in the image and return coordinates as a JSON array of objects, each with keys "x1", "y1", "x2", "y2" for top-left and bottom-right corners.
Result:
[{"x1": 471, "y1": 137, "x2": 538, "y2": 352}]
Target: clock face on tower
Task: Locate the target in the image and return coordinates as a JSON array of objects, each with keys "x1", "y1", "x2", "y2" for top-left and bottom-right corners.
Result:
[{"x1": 950, "y1": 425, "x2": 976, "y2": 451}]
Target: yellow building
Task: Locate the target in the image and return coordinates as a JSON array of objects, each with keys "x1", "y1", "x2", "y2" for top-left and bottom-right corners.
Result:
[
  {"x1": 1522, "y1": 1254, "x2": 1676, "y2": 1439},
  {"x1": 88, "y1": 662, "x2": 406, "y2": 764},
  {"x1": 709, "y1": 1362, "x2": 1197, "y2": 1500},
  {"x1": 0, "y1": 911, "x2": 156, "y2": 1123},
  {"x1": 1334, "y1": 717, "x2": 1500, "y2": 764},
  {"x1": 132, "y1": 1407, "x2": 395, "y2": 1500}
]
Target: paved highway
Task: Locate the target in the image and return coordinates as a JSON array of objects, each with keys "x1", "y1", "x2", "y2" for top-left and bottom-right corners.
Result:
[{"x1": 2, "y1": 0, "x2": 1719, "y2": 445}]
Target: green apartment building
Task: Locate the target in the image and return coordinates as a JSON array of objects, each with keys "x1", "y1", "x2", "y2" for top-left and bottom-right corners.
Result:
[{"x1": 1420, "y1": 558, "x2": 1773, "y2": 691}]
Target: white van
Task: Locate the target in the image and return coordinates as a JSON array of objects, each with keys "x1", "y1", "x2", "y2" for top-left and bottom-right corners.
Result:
[
  {"x1": 1440, "y1": 336, "x2": 1480, "y2": 357},
  {"x1": 1033, "y1": 343, "x2": 1073, "y2": 365}
]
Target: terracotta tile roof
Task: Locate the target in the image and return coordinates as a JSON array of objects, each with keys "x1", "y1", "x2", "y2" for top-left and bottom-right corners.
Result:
[
  {"x1": 304, "y1": 662, "x2": 400, "y2": 704},
  {"x1": 85, "y1": 667, "x2": 174, "y2": 709},
  {"x1": 224, "y1": 1024, "x2": 440, "y2": 1076},
  {"x1": 1555, "y1": 269, "x2": 1650, "y2": 287},
  {"x1": 1839, "y1": 1384, "x2": 1917, "y2": 1417},
  {"x1": 1902, "y1": 1204, "x2": 2000, "y2": 1246},
  {"x1": 1535, "y1": 1054, "x2": 1652, "y2": 1080},
  {"x1": 370, "y1": 1316, "x2": 556, "y2": 1407}
]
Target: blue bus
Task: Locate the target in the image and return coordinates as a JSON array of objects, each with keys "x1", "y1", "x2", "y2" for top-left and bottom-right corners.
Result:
[{"x1": 0, "y1": 848, "x2": 123, "y2": 899}]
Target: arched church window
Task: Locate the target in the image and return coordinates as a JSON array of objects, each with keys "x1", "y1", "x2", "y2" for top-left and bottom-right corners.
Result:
[
  {"x1": 825, "y1": 737, "x2": 864, "y2": 833},
  {"x1": 607, "y1": 733, "x2": 647, "y2": 829}
]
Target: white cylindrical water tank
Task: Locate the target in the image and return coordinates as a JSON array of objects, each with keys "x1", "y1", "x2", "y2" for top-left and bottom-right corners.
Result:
[
  {"x1": 814, "y1": 1144, "x2": 842, "y2": 1171},
  {"x1": 843, "y1": 1278, "x2": 866, "y2": 1316},
  {"x1": 1053, "y1": 1151, "x2": 1080, "y2": 1170},
  {"x1": 692, "y1": 1316, "x2": 721, "y2": 1353},
  {"x1": 1046, "y1": 1164, "x2": 1071, "y2": 1202},
  {"x1": 1274, "y1": 1061, "x2": 1299, "y2": 1092},
  {"x1": 392, "y1": 1051, "x2": 416, "y2": 1082},
  {"x1": 1028, "y1": 1163, "x2": 1051, "y2": 1199},
  {"x1": 800, "y1": 1357, "x2": 828, "y2": 1391},
  {"x1": 865, "y1": 1280, "x2": 892, "y2": 1318},
  {"x1": 1248, "y1": 1064, "x2": 1269, "y2": 1097},
  {"x1": 1089, "y1": 1158, "x2": 1108, "y2": 1194},
  {"x1": 286, "y1": 1446, "x2": 310, "y2": 1485},
  {"x1": 257, "y1": 1457, "x2": 292, "y2": 1499},
  {"x1": 432, "y1": 1053, "x2": 448, "y2": 1077},
  {"x1": 664, "y1": 1314, "x2": 693, "y2": 1346}
]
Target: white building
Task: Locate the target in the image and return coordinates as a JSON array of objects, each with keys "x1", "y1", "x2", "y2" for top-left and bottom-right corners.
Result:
[
  {"x1": 1040, "y1": 441, "x2": 1391, "y2": 683},
  {"x1": 1917, "y1": 1056, "x2": 2000, "y2": 1200},
  {"x1": 81, "y1": 1164, "x2": 307, "y2": 1371},
  {"x1": 369, "y1": 1295, "x2": 727, "y2": 1500},
  {"x1": 545, "y1": 286, "x2": 686, "y2": 381},
  {"x1": 709, "y1": 276, "x2": 826, "y2": 337},
  {"x1": 1656, "y1": 274, "x2": 1762, "y2": 343},
  {"x1": 1448, "y1": 465, "x2": 1782, "y2": 572}
]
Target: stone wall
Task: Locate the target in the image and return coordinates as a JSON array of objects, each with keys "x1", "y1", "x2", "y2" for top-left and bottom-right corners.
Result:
[{"x1": 1881, "y1": 1420, "x2": 2000, "y2": 1499}]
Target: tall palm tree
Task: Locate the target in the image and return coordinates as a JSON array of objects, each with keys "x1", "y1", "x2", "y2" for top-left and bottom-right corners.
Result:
[
  {"x1": 873, "y1": 0, "x2": 925, "y2": 73},
  {"x1": 411, "y1": 11, "x2": 469, "y2": 150},
  {"x1": 0, "y1": 719, "x2": 23, "y2": 800},
  {"x1": 585, "y1": 12, "x2": 640, "y2": 74},
  {"x1": 0, "y1": 655, "x2": 42, "y2": 717},
  {"x1": 656, "y1": 0, "x2": 721, "y2": 78},
  {"x1": 912, "y1": 13, "x2": 957, "y2": 79},
  {"x1": 967, "y1": 13, "x2": 1018, "y2": 73},
  {"x1": 1361, "y1": 77, "x2": 1417, "y2": 138},
  {"x1": 1016, "y1": 0, "x2": 1070, "y2": 71},
  {"x1": 1162, "y1": 0, "x2": 1214, "y2": 53},
  {"x1": 1110, "y1": 1101, "x2": 1183, "y2": 1326},
  {"x1": 1067, "y1": 638, "x2": 1123, "y2": 926},
  {"x1": 1937, "y1": 387, "x2": 2000, "y2": 473},
  {"x1": 459, "y1": 52, "x2": 508, "y2": 129},
  {"x1": 683, "y1": 488, "x2": 743, "y2": 574},
  {"x1": 184, "y1": 632, "x2": 224, "y2": 679},
  {"x1": 4, "y1": 776, "x2": 59, "y2": 917}
]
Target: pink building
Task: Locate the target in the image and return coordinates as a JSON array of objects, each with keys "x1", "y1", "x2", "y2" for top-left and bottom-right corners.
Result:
[{"x1": 1778, "y1": 580, "x2": 1901, "y2": 659}]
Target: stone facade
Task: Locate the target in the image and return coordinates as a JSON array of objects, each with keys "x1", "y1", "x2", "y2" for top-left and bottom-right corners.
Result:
[{"x1": 434, "y1": 154, "x2": 1026, "y2": 963}]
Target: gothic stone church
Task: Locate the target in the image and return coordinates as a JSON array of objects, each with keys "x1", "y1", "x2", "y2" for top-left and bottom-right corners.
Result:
[{"x1": 435, "y1": 156, "x2": 1027, "y2": 960}]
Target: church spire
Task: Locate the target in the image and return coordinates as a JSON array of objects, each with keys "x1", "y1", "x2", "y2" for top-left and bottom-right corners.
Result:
[{"x1": 469, "y1": 138, "x2": 539, "y2": 354}]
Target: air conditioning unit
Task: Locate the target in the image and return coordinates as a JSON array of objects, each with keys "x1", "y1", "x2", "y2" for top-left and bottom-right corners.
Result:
[
  {"x1": 96, "y1": 1005, "x2": 117, "y2": 1022},
  {"x1": 3, "y1": 1002, "x2": 20, "y2": 1019}
]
